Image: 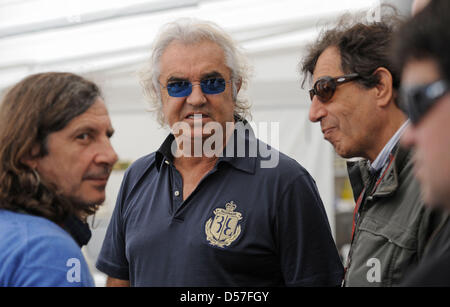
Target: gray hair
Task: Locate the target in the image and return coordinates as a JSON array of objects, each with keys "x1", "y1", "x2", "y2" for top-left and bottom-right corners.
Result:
[{"x1": 139, "y1": 18, "x2": 251, "y2": 126}]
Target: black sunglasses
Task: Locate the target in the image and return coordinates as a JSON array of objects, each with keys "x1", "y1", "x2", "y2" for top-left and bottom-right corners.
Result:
[
  {"x1": 309, "y1": 73, "x2": 361, "y2": 102},
  {"x1": 399, "y1": 80, "x2": 450, "y2": 125},
  {"x1": 161, "y1": 77, "x2": 232, "y2": 98}
]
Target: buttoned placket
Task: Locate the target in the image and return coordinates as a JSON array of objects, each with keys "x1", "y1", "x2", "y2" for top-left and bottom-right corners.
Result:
[
  {"x1": 164, "y1": 159, "x2": 183, "y2": 216},
  {"x1": 164, "y1": 158, "x2": 222, "y2": 220}
]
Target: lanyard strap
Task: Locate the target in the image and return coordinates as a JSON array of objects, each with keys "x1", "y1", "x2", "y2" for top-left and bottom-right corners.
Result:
[
  {"x1": 344, "y1": 154, "x2": 395, "y2": 284},
  {"x1": 350, "y1": 154, "x2": 395, "y2": 242},
  {"x1": 351, "y1": 187, "x2": 366, "y2": 242}
]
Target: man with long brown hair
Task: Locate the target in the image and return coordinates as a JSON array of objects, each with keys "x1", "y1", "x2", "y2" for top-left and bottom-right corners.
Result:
[{"x1": 0, "y1": 72, "x2": 118, "y2": 286}]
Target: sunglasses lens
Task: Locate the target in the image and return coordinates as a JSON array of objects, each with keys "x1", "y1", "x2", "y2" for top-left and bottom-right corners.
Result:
[
  {"x1": 167, "y1": 81, "x2": 192, "y2": 97},
  {"x1": 315, "y1": 79, "x2": 336, "y2": 102},
  {"x1": 166, "y1": 78, "x2": 227, "y2": 97},
  {"x1": 400, "y1": 81, "x2": 449, "y2": 124},
  {"x1": 201, "y1": 78, "x2": 226, "y2": 94},
  {"x1": 401, "y1": 98, "x2": 419, "y2": 124},
  {"x1": 412, "y1": 92, "x2": 428, "y2": 123}
]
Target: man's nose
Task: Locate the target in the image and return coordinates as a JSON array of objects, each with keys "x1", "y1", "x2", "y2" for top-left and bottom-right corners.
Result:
[
  {"x1": 308, "y1": 96, "x2": 327, "y2": 123},
  {"x1": 186, "y1": 83, "x2": 207, "y2": 106},
  {"x1": 95, "y1": 138, "x2": 119, "y2": 167}
]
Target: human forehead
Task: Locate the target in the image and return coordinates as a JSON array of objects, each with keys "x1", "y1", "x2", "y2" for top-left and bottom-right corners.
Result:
[
  {"x1": 58, "y1": 98, "x2": 113, "y2": 135},
  {"x1": 312, "y1": 46, "x2": 345, "y2": 83},
  {"x1": 159, "y1": 40, "x2": 231, "y2": 81},
  {"x1": 401, "y1": 58, "x2": 441, "y2": 86}
]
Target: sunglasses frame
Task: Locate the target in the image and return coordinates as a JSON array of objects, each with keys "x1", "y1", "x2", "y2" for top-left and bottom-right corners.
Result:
[
  {"x1": 399, "y1": 79, "x2": 450, "y2": 125},
  {"x1": 161, "y1": 78, "x2": 232, "y2": 98},
  {"x1": 309, "y1": 73, "x2": 361, "y2": 102}
]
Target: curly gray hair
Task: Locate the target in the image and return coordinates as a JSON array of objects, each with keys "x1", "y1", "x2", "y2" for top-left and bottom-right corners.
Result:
[{"x1": 139, "y1": 18, "x2": 252, "y2": 126}]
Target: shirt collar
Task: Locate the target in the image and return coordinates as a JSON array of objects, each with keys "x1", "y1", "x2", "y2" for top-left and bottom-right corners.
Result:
[
  {"x1": 155, "y1": 119, "x2": 257, "y2": 174},
  {"x1": 217, "y1": 121, "x2": 257, "y2": 174},
  {"x1": 155, "y1": 133, "x2": 176, "y2": 171},
  {"x1": 370, "y1": 120, "x2": 409, "y2": 173}
]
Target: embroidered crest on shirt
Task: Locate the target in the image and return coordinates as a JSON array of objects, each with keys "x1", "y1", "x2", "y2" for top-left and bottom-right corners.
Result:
[{"x1": 205, "y1": 201, "x2": 242, "y2": 248}]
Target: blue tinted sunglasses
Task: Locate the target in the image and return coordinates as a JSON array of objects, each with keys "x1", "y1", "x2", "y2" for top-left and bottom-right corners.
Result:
[{"x1": 161, "y1": 77, "x2": 232, "y2": 98}]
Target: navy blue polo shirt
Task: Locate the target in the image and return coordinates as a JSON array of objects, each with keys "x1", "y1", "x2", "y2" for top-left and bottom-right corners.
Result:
[{"x1": 96, "y1": 123, "x2": 344, "y2": 286}]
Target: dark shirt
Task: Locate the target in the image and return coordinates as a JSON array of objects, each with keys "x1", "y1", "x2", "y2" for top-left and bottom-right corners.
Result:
[{"x1": 96, "y1": 123, "x2": 343, "y2": 286}]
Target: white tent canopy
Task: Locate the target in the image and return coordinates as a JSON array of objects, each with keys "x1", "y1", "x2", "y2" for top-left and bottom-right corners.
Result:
[{"x1": 0, "y1": 0, "x2": 384, "y2": 90}]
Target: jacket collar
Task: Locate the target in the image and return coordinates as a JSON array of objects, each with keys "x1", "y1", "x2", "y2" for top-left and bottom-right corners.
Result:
[{"x1": 347, "y1": 144, "x2": 412, "y2": 200}]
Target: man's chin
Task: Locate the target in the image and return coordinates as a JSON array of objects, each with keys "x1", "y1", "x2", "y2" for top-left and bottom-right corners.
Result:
[
  {"x1": 333, "y1": 144, "x2": 353, "y2": 159},
  {"x1": 68, "y1": 193, "x2": 106, "y2": 214}
]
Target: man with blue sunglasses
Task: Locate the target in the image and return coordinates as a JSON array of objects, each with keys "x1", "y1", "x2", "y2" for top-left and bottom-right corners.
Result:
[
  {"x1": 97, "y1": 18, "x2": 344, "y2": 287},
  {"x1": 394, "y1": 0, "x2": 450, "y2": 286}
]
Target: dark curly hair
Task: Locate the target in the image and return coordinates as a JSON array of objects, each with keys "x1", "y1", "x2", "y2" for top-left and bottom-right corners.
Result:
[
  {"x1": 393, "y1": 0, "x2": 450, "y2": 82},
  {"x1": 0, "y1": 72, "x2": 101, "y2": 224},
  {"x1": 300, "y1": 5, "x2": 404, "y2": 93}
]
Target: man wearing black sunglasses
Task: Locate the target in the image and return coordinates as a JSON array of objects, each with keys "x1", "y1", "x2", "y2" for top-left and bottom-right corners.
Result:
[
  {"x1": 300, "y1": 7, "x2": 446, "y2": 287},
  {"x1": 97, "y1": 18, "x2": 344, "y2": 287},
  {"x1": 393, "y1": 0, "x2": 450, "y2": 286}
]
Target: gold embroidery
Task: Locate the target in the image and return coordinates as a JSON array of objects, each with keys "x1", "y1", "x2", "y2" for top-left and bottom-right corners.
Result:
[{"x1": 205, "y1": 201, "x2": 243, "y2": 248}]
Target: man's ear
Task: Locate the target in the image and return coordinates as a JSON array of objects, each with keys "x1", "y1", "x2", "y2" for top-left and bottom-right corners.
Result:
[
  {"x1": 236, "y1": 78, "x2": 242, "y2": 94},
  {"x1": 373, "y1": 67, "x2": 394, "y2": 108},
  {"x1": 20, "y1": 144, "x2": 41, "y2": 169}
]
